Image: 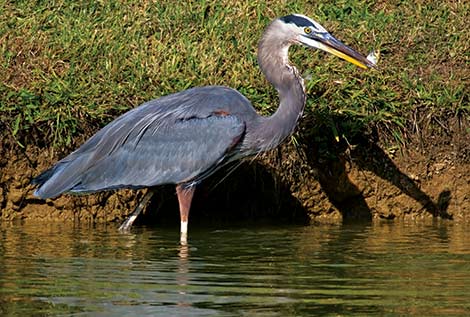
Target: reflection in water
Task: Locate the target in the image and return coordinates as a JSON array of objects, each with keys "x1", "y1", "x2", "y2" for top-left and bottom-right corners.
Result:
[
  {"x1": 0, "y1": 221, "x2": 469, "y2": 316},
  {"x1": 177, "y1": 243, "x2": 189, "y2": 308}
]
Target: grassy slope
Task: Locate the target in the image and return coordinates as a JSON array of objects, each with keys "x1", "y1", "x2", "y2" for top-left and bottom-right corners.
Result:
[{"x1": 1, "y1": 0, "x2": 469, "y2": 151}]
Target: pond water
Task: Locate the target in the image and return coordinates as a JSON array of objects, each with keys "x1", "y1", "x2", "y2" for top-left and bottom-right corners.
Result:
[{"x1": 0, "y1": 220, "x2": 469, "y2": 316}]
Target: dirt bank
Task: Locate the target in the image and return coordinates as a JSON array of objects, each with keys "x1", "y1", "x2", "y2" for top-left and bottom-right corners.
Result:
[{"x1": 1, "y1": 116, "x2": 468, "y2": 225}]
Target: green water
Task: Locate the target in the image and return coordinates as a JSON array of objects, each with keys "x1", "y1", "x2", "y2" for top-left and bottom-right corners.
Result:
[{"x1": 0, "y1": 221, "x2": 469, "y2": 316}]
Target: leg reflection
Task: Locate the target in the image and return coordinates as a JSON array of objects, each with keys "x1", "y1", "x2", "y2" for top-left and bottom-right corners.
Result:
[{"x1": 176, "y1": 242, "x2": 191, "y2": 309}]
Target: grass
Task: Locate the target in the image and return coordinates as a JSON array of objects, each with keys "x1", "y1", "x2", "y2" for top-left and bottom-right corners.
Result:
[{"x1": 1, "y1": 0, "x2": 469, "y2": 151}]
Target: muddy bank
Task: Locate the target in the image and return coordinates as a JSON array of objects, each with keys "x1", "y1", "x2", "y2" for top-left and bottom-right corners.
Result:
[{"x1": 1, "y1": 119, "x2": 469, "y2": 225}]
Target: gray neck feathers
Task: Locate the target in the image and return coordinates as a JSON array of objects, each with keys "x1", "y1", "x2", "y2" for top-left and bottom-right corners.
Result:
[{"x1": 253, "y1": 20, "x2": 306, "y2": 152}]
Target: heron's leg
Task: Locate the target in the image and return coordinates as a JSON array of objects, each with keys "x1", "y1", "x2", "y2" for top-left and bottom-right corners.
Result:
[
  {"x1": 118, "y1": 189, "x2": 154, "y2": 232},
  {"x1": 176, "y1": 185, "x2": 195, "y2": 245}
]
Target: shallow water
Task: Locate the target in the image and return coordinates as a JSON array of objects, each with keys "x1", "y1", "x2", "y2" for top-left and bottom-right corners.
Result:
[{"x1": 0, "y1": 221, "x2": 469, "y2": 316}]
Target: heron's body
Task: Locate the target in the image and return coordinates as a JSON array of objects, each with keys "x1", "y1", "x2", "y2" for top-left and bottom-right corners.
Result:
[
  {"x1": 34, "y1": 86, "x2": 254, "y2": 196},
  {"x1": 32, "y1": 14, "x2": 374, "y2": 243}
]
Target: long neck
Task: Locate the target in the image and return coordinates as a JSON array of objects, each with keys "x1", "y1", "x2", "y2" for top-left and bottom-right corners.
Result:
[{"x1": 252, "y1": 27, "x2": 306, "y2": 152}]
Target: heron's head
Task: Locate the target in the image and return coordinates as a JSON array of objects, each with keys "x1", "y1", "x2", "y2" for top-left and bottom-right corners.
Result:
[{"x1": 276, "y1": 14, "x2": 376, "y2": 69}]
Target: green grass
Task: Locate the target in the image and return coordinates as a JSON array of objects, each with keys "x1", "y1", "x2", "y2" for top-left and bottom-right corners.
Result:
[{"x1": 1, "y1": 0, "x2": 469, "y2": 150}]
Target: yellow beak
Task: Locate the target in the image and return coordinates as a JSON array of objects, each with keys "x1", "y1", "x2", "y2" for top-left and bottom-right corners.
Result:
[{"x1": 301, "y1": 32, "x2": 376, "y2": 69}]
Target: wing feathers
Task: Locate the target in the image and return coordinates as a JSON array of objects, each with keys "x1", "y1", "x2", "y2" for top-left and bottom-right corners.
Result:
[{"x1": 32, "y1": 86, "x2": 250, "y2": 198}]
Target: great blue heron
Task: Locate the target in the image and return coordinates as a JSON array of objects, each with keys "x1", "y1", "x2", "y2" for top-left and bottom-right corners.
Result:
[{"x1": 32, "y1": 14, "x2": 375, "y2": 243}]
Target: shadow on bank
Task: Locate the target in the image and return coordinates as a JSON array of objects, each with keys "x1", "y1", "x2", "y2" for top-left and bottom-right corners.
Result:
[{"x1": 300, "y1": 121, "x2": 452, "y2": 221}]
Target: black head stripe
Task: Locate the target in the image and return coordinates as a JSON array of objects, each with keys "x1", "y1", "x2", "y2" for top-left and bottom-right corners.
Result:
[{"x1": 280, "y1": 15, "x2": 317, "y2": 29}]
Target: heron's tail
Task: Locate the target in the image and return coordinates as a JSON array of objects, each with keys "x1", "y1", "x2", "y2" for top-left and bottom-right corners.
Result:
[
  {"x1": 31, "y1": 167, "x2": 57, "y2": 187},
  {"x1": 31, "y1": 158, "x2": 84, "y2": 199}
]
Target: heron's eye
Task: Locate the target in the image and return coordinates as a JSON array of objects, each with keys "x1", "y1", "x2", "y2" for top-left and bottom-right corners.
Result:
[{"x1": 304, "y1": 27, "x2": 312, "y2": 34}]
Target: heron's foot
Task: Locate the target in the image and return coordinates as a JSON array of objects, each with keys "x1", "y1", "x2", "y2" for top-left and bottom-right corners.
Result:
[
  {"x1": 118, "y1": 190, "x2": 154, "y2": 232},
  {"x1": 180, "y1": 221, "x2": 188, "y2": 245},
  {"x1": 180, "y1": 233, "x2": 188, "y2": 246}
]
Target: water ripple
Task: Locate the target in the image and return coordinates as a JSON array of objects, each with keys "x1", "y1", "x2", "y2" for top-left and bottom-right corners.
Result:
[{"x1": 0, "y1": 222, "x2": 469, "y2": 316}]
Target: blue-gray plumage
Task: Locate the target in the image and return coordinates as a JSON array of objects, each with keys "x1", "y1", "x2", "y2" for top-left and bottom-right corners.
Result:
[
  {"x1": 32, "y1": 14, "x2": 375, "y2": 243},
  {"x1": 33, "y1": 87, "x2": 251, "y2": 196}
]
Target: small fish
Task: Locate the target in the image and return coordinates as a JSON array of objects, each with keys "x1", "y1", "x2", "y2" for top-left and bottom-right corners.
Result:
[{"x1": 366, "y1": 50, "x2": 379, "y2": 66}]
